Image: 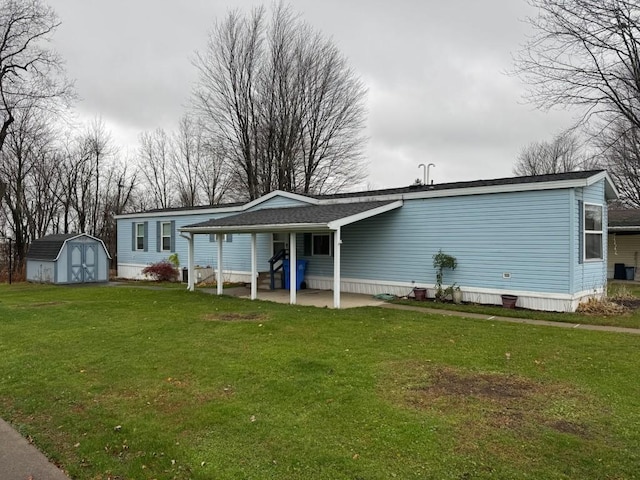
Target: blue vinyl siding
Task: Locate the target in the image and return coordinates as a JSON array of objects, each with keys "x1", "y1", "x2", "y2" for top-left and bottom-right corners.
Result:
[
  {"x1": 299, "y1": 189, "x2": 574, "y2": 294},
  {"x1": 117, "y1": 214, "x2": 273, "y2": 272},
  {"x1": 573, "y1": 180, "x2": 607, "y2": 293}
]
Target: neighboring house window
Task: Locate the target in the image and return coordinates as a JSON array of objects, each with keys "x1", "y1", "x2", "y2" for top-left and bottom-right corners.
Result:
[
  {"x1": 312, "y1": 233, "x2": 331, "y2": 256},
  {"x1": 161, "y1": 222, "x2": 171, "y2": 251},
  {"x1": 136, "y1": 223, "x2": 145, "y2": 250},
  {"x1": 584, "y1": 203, "x2": 603, "y2": 261}
]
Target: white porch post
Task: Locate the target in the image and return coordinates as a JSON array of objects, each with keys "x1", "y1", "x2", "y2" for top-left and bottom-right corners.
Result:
[
  {"x1": 333, "y1": 227, "x2": 341, "y2": 308},
  {"x1": 251, "y1": 233, "x2": 257, "y2": 300},
  {"x1": 217, "y1": 234, "x2": 224, "y2": 295},
  {"x1": 289, "y1": 231, "x2": 297, "y2": 305},
  {"x1": 187, "y1": 233, "x2": 195, "y2": 292}
]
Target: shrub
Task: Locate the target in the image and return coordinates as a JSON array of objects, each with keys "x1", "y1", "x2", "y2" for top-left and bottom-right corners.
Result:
[{"x1": 142, "y1": 261, "x2": 178, "y2": 282}]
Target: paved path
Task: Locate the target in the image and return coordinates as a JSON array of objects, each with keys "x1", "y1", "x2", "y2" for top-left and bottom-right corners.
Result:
[
  {"x1": 0, "y1": 418, "x2": 70, "y2": 480},
  {"x1": 381, "y1": 303, "x2": 640, "y2": 334}
]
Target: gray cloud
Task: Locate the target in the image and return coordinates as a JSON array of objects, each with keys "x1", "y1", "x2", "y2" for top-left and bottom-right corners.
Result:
[{"x1": 50, "y1": 0, "x2": 576, "y2": 189}]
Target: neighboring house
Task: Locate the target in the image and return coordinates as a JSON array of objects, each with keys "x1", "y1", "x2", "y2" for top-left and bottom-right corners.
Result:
[
  {"x1": 607, "y1": 208, "x2": 640, "y2": 281},
  {"x1": 115, "y1": 170, "x2": 617, "y2": 312},
  {"x1": 26, "y1": 233, "x2": 111, "y2": 284}
]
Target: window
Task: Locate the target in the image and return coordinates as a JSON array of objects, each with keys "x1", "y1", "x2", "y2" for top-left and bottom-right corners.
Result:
[
  {"x1": 136, "y1": 223, "x2": 145, "y2": 251},
  {"x1": 209, "y1": 233, "x2": 232, "y2": 243},
  {"x1": 161, "y1": 222, "x2": 171, "y2": 251},
  {"x1": 584, "y1": 203, "x2": 603, "y2": 261},
  {"x1": 312, "y1": 234, "x2": 331, "y2": 256}
]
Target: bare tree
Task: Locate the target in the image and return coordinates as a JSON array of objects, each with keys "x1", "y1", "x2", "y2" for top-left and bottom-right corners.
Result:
[
  {"x1": 0, "y1": 0, "x2": 70, "y2": 152},
  {"x1": 515, "y1": 1, "x2": 640, "y2": 127},
  {"x1": 192, "y1": 2, "x2": 367, "y2": 200},
  {"x1": 172, "y1": 115, "x2": 202, "y2": 207},
  {"x1": 598, "y1": 118, "x2": 640, "y2": 206},
  {"x1": 513, "y1": 131, "x2": 598, "y2": 176},
  {"x1": 138, "y1": 128, "x2": 175, "y2": 209},
  {"x1": 0, "y1": 101, "x2": 54, "y2": 265}
]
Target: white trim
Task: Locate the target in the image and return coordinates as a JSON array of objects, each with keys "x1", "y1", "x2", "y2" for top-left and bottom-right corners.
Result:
[
  {"x1": 327, "y1": 200, "x2": 403, "y2": 229},
  {"x1": 51, "y1": 233, "x2": 112, "y2": 261},
  {"x1": 243, "y1": 190, "x2": 320, "y2": 210},
  {"x1": 303, "y1": 275, "x2": 604, "y2": 312},
  {"x1": 160, "y1": 221, "x2": 172, "y2": 252},
  {"x1": 180, "y1": 223, "x2": 329, "y2": 234},
  {"x1": 608, "y1": 226, "x2": 640, "y2": 232},
  {"x1": 584, "y1": 202, "x2": 604, "y2": 261},
  {"x1": 116, "y1": 205, "x2": 244, "y2": 220},
  {"x1": 135, "y1": 222, "x2": 145, "y2": 251}
]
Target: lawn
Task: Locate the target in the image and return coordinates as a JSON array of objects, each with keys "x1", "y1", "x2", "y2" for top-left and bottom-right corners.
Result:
[{"x1": 0, "y1": 283, "x2": 639, "y2": 479}]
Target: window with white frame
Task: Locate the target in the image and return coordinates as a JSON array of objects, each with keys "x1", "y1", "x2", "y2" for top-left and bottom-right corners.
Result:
[
  {"x1": 209, "y1": 233, "x2": 230, "y2": 242},
  {"x1": 584, "y1": 203, "x2": 603, "y2": 261},
  {"x1": 136, "y1": 223, "x2": 145, "y2": 250},
  {"x1": 161, "y1": 222, "x2": 171, "y2": 251},
  {"x1": 312, "y1": 233, "x2": 331, "y2": 256}
]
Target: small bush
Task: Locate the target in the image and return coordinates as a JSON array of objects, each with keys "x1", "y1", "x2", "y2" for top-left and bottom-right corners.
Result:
[{"x1": 142, "y1": 261, "x2": 178, "y2": 282}]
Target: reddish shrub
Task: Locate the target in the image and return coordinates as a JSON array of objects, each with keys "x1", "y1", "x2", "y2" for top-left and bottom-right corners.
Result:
[{"x1": 142, "y1": 261, "x2": 178, "y2": 282}]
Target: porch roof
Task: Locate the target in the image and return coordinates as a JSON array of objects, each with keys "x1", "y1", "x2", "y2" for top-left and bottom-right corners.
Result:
[{"x1": 179, "y1": 200, "x2": 403, "y2": 233}]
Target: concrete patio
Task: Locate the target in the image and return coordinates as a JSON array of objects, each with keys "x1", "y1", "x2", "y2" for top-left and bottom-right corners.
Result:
[{"x1": 220, "y1": 286, "x2": 388, "y2": 309}]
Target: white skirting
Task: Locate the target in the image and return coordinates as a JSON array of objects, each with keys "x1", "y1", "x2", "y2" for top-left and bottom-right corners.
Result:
[
  {"x1": 304, "y1": 275, "x2": 604, "y2": 313},
  {"x1": 117, "y1": 263, "x2": 252, "y2": 284}
]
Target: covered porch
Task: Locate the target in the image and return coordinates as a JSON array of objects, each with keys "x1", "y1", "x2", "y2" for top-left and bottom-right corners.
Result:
[{"x1": 178, "y1": 200, "x2": 402, "y2": 308}]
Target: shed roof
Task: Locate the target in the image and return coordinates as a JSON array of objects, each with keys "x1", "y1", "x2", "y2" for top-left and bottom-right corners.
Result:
[
  {"x1": 27, "y1": 234, "x2": 79, "y2": 261},
  {"x1": 26, "y1": 233, "x2": 112, "y2": 261}
]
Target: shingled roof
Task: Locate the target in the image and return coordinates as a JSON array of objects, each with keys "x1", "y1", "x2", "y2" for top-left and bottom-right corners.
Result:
[
  {"x1": 27, "y1": 234, "x2": 80, "y2": 261},
  {"x1": 182, "y1": 200, "x2": 400, "y2": 232},
  {"x1": 609, "y1": 209, "x2": 640, "y2": 229}
]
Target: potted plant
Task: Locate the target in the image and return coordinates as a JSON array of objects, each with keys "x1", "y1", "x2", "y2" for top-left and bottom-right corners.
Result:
[
  {"x1": 433, "y1": 250, "x2": 457, "y2": 302},
  {"x1": 501, "y1": 294, "x2": 518, "y2": 308},
  {"x1": 452, "y1": 286, "x2": 462, "y2": 304}
]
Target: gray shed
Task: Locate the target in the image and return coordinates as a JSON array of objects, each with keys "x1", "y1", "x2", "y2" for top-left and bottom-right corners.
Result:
[{"x1": 26, "y1": 233, "x2": 111, "y2": 284}]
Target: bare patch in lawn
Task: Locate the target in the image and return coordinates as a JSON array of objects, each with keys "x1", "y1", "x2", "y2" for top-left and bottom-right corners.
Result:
[
  {"x1": 382, "y1": 361, "x2": 606, "y2": 446},
  {"x1": 202, "y1": 312, "x2": 268, "y2": 322}
]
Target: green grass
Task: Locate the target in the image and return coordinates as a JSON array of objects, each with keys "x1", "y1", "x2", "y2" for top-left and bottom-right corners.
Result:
[
  {"x1": 392, "y1": 281, "x2": 640, "y2": 329},
  {"x1": 1, "y1": 283, "x2": 639, "y2": 479}
]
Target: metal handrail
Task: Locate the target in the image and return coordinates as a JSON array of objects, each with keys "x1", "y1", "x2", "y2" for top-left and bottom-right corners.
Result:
[{"x1": 269, "y1": 248, "x2": 288, "y2": 289}]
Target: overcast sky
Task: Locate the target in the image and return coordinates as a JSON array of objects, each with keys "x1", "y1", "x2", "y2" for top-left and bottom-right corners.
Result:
[{"x1": 50, "y1": 0, "x2": 575, "y2": 190}]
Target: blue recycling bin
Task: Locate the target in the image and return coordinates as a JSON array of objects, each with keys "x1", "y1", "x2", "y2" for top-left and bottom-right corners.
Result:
[{"x1": 282, "y1": 259, "x2": 308, "y2": 290}]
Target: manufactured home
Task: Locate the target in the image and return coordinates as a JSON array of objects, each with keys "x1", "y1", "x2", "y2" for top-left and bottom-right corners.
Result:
[{"x1": 115, "y1": 170, "x2": 617, "y2": 312}]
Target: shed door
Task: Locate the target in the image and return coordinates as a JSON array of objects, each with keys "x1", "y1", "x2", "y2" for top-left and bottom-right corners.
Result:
[{"x1": 69, "y1": 243, "x2": 98, "y2": 283}]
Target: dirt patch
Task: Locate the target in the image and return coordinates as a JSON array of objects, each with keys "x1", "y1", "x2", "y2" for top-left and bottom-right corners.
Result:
[
  {"x1": 416, "y1": 368, "x2": 535, "y2": 400},
  {"x1": 202, "y1": 312, "x2": 268, "y2": 322},
  {"x1": 382, "y1": 362, "x2": 604, "y2": 445}
]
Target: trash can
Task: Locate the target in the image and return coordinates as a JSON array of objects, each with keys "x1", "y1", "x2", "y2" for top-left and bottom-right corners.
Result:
[
  {"x1": 614, "y1": 263, "x2": 626, "y2": 280},
  {"x1": 282, "y1": 259, "x2": 308, "y2": 290},
  {"x1": 182, "y1": 267, "x2": 188, "y2": 283},
  {"x1": 626, "y1": 266, "x2": 636, "y2": 281}
]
